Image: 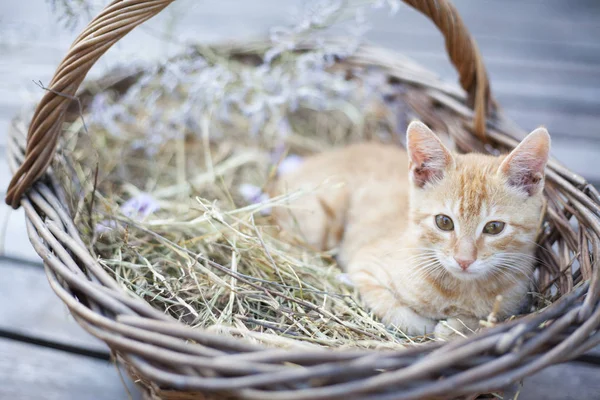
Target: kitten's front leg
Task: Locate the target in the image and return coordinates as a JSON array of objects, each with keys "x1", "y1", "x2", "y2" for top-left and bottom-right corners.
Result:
[
  {"x1": 383, "y1": 305, "x2": 437, "y2": 337},
  {"x1": 434, "y1": 315, "x2": 480, "y2": 341},
  {"x1": 272, "y1": 181, "x2": 349, "y2": 251},
  {"x1": 350, "y1": 269, "x2": 436, "y2": 336}
]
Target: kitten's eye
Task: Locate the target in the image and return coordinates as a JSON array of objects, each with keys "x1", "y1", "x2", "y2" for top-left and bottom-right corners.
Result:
[
  {"x1": 435, "y1": 214, "x2": 454, "y2": 231},
  {"x1": 483, "y1": 221, "x2": 505, "y2": 235}
]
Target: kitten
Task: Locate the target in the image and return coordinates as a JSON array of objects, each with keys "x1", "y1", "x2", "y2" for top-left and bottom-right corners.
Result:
[{"x1": 272, "y1": 121, "x2": 550, "y2": 339}]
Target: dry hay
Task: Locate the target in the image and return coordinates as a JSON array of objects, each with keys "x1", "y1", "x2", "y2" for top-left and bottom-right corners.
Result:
[
  {"x1": 52, "y1": 45, "x2": 439, "y2": 350},
  {"x1": 52, "y1": 42, "x2": 553, "y2": 351}
]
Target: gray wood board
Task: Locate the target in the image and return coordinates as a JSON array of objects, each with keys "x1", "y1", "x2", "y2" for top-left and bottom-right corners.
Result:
[
  {"x1": 0, "y1": 258, "x2": 108, "y2": 353},
  {"x1": 0, "y1": 338, "x2": 141, "y2": 400},
  {"x1": 0, "y1": 257, "x2": 143, "y2": 399}
]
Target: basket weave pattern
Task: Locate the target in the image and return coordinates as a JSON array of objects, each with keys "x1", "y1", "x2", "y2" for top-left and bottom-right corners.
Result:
[{"x1": 5, "y1": 1, "x2": 600, "y2": 399}]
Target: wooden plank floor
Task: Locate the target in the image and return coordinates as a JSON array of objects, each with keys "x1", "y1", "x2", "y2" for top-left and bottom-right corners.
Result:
[
  {"x1": 0, "y1": 258, "x2": 142, "y2": 399},
  {"x1": 1, "y1": 0, "x2": 599, "y2": 399}
]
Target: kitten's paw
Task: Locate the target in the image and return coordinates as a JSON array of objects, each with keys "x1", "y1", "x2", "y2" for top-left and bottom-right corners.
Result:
[
  {"x1": 383, "y1": 307, "x2": 437, "y2": 337},
  {"x1": 434, "y1": 316, "x2": 480, "y2": 341},
  {"x1": 434, "y1": 320, "x2": 460, "y2": 341}
]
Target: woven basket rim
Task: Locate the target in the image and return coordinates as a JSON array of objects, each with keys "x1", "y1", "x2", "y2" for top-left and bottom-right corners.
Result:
[{"x1": 5, "y1": 1, "x2": 600, "y2": 398}]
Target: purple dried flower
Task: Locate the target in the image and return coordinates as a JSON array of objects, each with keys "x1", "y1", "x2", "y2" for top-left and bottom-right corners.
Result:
[
  {"x1": 239, "y1": 184, "x2": 271, "y2": 215},
  {"x1": 277, "y1": 155, "x2": 304, "y2": 176},
  {"x1": 239, "y1": 184, "x2": 263, "y2": 204},
  {"x1": 95, "y1": 220, "x2": 119, "y2": 234},
  {"x1": 120, "y1": 193, "x2": 160, "y2": 220},
  {"x1": 95, "y1": 193, "x2": 159, "y2": 234}
]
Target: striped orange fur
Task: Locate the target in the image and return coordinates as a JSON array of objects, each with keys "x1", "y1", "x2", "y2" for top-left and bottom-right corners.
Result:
[{"x1": 273, "y1": 121, "x2": 550, "y2": 339}]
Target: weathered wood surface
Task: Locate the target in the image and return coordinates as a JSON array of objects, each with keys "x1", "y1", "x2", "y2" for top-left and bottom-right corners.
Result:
[
  {"x1": 0, "y1": 258, "x2": 107, "y2": 352},
  {"x1": 1, "y1": 0, "x2": 599, "y2": 399},
  {"x1": 0, "y1": 339, "x2": 140, "y2": 400},
  {"x1": 0, "y1": 258, "x2": 142, "y2": 399}
]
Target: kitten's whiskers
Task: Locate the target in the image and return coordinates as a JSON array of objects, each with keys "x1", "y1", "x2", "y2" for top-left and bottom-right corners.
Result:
[{"x1": 409, "y1": 257, "x2": 444, "y2": 281}]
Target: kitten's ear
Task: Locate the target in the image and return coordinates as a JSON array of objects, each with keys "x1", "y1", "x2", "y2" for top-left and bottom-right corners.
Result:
[
  {"x1": 499, "y1": 127, "x2": 551, "y2": 196},
  {"x1": 406, "y1": 121, "x2": 454, "y2": 188}
]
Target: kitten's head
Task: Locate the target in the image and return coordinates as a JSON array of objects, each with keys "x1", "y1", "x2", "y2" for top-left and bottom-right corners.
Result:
[{"x1": 406, "y1": 121, "x2": 550, "y2": 282}]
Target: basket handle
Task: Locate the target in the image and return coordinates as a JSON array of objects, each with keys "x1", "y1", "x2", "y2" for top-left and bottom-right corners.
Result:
[
  {"x1": 404, "y1": 0, "x2": 494, "y2": 132},
  {"x1": 5, "y1": 0, "x2": 493, "y2": 209}
]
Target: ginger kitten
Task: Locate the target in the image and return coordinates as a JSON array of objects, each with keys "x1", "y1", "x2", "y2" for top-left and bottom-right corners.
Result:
[{"x1": 273, "y1": 121, "x2": 550, "y2": 338}]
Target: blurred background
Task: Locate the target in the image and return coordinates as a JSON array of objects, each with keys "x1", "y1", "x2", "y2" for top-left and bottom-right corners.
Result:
[
  {"x1": 3, "y1": 0, "x2": 600, "y2": 184},
  {"x1": 1, "y1": 1, "x2": 599, "y2": 399}
]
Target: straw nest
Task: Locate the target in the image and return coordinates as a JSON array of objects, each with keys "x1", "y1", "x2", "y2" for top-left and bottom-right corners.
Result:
[{"x1": 51, "y1": 44, "x2": 549, "y2": 351}]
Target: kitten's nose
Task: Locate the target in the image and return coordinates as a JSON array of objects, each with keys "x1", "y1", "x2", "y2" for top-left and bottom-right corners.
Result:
[{"x1": 455, "y1": 258, "x2": 475, "y2": 271}]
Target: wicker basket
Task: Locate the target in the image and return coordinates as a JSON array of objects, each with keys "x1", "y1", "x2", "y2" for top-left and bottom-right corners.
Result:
[{"x1": 6, "y1": 1, "x2": 600, "y2": 399}]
